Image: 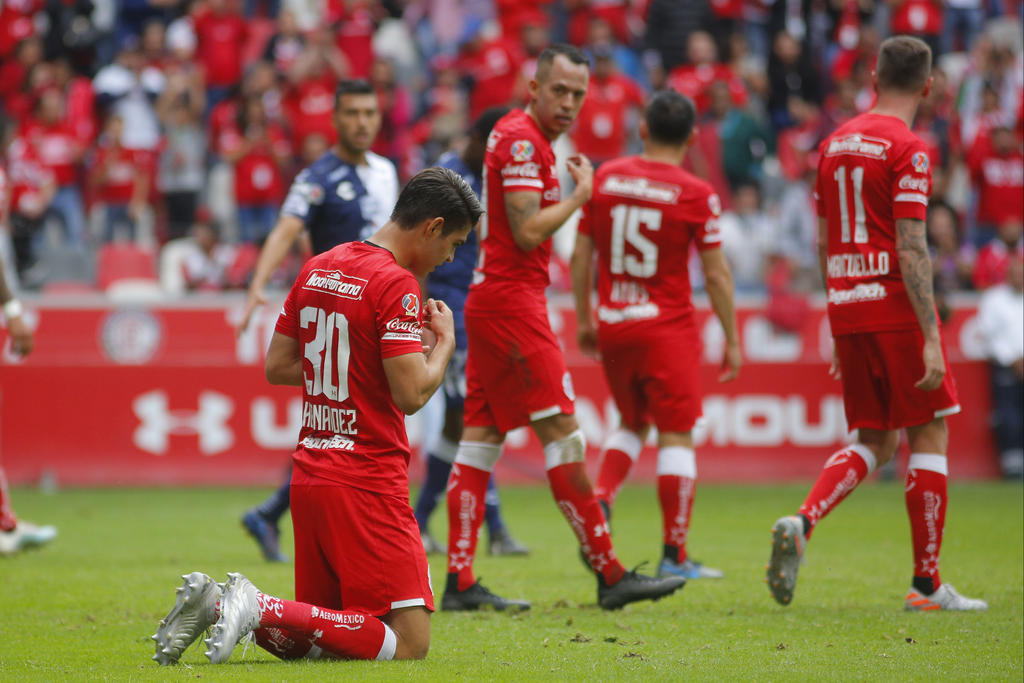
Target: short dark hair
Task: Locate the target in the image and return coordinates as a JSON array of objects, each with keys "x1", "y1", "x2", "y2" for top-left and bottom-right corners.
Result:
[
  {"x1": 391, "y1": 167, "x2": 483, "y2": 235},
  {"x1": 471, "y1": 106, "x2": 511, "y2": 141},
  {"x1": 877, "y1": 36, "x2": 932, "y2": 94},
  {"x1": 535, "y1": 43, "x2": 589, "y2": 81},
  {"x1": 334, "y1": 79, "x2": 375, "y2": 109},
  {"x1": 645, "y1": 90, "x2": 696, "y2": 146}
]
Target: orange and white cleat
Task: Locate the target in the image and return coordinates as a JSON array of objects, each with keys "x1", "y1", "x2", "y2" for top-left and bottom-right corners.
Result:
[{"x1": 904, "y1": 584, "x2": 988, "y2": 612}]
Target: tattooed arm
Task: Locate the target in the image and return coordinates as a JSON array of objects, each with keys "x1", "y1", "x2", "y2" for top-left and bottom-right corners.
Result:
[
  {"x1": 896, "y1": 217, "x2": 945, "y2": 391},
  {"x1": 505, "y1": 155, "x2": 593, "y2": 251}
]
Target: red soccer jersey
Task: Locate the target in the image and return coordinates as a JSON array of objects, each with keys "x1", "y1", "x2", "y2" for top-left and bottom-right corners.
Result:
[
  {"x1": 468, "y1": 108, "x2": 559, "y2": 314},
  {"x1": 968, "y1": 135, "x2": 1024, "y2": 226},
  {"x1": 90, "y1": 145, "x2": 147, "y2": 204},
  {"x1": 274, "y1": 241, "x2": 425, "y2": 496},
  {"x1": 580, "y1": 155, "x2": 723, "y2": 342},
  {"x1": 458, "y1": 39, "x2": 519, "y2": 120},
  {"x1": 815, "y1": 112, "x2": 934, "y2": 335},
  {"x1": 667, "y1": 63, "x2": 747, "y2": 115},
  {"x1": 572, "y1": 73, "x2": 645, "y2": 164},
  {"x1": 283, "y1": 77, "x2": 338, "y2": 149},
  {"x1": 21, "y1": 120, "x2": 79, "y2": 186},
  {"x1": 194, "y1": 9, "x2": 247, "y2": 88}
]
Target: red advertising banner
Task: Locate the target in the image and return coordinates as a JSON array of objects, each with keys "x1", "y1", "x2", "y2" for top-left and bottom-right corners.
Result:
[{"x1": 0, "y1": 295, "x2": 999, "y2": 485}]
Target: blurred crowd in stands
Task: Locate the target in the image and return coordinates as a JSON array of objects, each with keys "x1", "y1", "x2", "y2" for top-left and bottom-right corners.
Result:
[{"x1": 0, "y1": 0, "x2": 1021, "y2": 302}]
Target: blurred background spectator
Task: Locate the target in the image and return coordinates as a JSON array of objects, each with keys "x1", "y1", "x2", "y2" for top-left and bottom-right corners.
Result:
[
  {"x1": 0, "y1": 0, "x2": 1017, "y2": 299},
  {"x1": 976, "y1": 254, "x2": 1024, "y2": 479}
]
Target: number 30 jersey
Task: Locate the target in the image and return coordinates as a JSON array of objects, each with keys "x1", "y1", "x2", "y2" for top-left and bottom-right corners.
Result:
[
  {"x1": 815, "y1": 112, "x2": 933, "y2": 335},
  {"x1": 579, "y1": 156, "x2": 722, "y2": 342},
  {"x1": 275, "y1": 241, "x2": 424, "y2": 495}
]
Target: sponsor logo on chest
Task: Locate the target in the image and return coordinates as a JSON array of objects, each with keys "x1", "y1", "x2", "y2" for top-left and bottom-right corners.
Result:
[{"x1": 302, "y1": 269, "x2": 368, "y2": 300}]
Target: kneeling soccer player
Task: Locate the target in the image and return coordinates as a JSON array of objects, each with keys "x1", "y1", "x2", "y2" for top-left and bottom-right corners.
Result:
[{"x1": 152, "y1": 167, "x2": 481, "y2": 664}]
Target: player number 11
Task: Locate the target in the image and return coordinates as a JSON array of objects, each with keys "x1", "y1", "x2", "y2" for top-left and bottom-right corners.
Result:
[
  {"x1": 834, "y1": 165, "x2": 868, "y2": 243},
  {"x1": 299, "y1": 306, "x2": 351, "y2": 402}
]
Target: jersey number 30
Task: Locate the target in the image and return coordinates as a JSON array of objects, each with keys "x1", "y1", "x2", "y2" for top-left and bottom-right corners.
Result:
[
  {"x1": 610, "y1": 204, "x2": 662, "y2": 278},
  {"x1": 834, "y1": 165, "x2": 868, "y2": 243},
  {"x1": 300, "y1": 306, "x2": 351, "y2": 401}
]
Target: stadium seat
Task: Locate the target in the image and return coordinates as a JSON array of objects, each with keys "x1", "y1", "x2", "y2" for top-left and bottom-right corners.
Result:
[
  {"x1": 96, "y1": 243, "x2": 159, "y2": 291},
  {"x1": 21, "y1": 244, "x2": 96, "y2": 291}
]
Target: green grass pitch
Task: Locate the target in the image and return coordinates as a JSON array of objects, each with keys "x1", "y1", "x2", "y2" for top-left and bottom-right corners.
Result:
[{"x1": 0, "y1": 482, "x2": 1020, "y2": 681}]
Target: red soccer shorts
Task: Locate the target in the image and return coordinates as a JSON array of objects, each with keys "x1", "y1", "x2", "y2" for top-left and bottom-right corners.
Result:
[
  {"x1": 834, "y1": 328, "x2": 961, "y2": 431},
  {"x1": 289, "y1": 483, "x2": 434, "y2": 617},
  {"x1": 598, "y1": 320, "x2": 702, "y2": 434},
  {"x1": 463, "y1": 309, "x2": 575, "y2": 433}
]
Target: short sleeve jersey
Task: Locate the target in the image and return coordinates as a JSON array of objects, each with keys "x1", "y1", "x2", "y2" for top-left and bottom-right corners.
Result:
[
  {"x1": 468, "y1": 109, "x2": 560, "y2": 315},
  {"x1": 580, "y1": 156, "x2": 722, "y2": 342},
  {"x1": 274, "y1": 241, "x2": 424, "y2": 496},
  {"x1": 815, "y1": 112, "x2": 934, "y2": 335},
  {"x1": 281, "y1": 150, "x2": 399, "y2": 255}
]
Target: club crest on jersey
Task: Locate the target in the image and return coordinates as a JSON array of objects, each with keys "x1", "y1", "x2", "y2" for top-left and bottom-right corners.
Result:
[
  {"x1": 402, "y1": 293, "x2": 420, "y2": 317},
  {"x1": 511, "y1": 139, "x2": 535, "y2": 162},
  {"x1": 336, "y1": 181, "x2": 356, "y2": 201},
  {"x1": 708, "y1": 193, "x2": 722, "y2": 216},
  {"x1": 911, "y1": 152, "x2": 930, "y2": 174},
  {"x1": 302, "y1": 269, "x2": 367, "y2": 300}
]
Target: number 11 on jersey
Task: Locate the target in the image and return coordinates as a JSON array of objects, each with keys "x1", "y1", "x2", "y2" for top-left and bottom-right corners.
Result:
[{"x1": 834, "y1": 165, "x2": 868, "y2": 244}]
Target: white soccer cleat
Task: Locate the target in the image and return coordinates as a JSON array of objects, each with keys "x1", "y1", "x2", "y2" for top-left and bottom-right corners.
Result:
[
  {"x1": 904, "y1": 583, "x2": 988, "y2": 612},
  {"x1": 767, "y1": 515, "x2": 806, "y2": 606},
  {"x1": 152, "y1": 572, "x2": 223, "y2": 665},
  {"x1": 0, "y1": 521, "x2": 57, "y2": 556},
  {"x1": 204, "y1": 572, "x2": 262, "y2": 663}
]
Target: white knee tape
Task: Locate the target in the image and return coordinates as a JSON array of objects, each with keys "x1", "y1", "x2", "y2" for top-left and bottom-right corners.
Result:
[
  {"x1": 604, "y1": 428, "x2": 643, "y2": 461},
  {"x1": 544, "y1": 430, "x2": 586, "y2": 470},
  {"x1": 432, "y1": 436, "x2": 459, "y2": 463},
  {"x1": 908, "y1": 452, "x2": 948, "y2": 476},
  {"x1": 656, "y1": 446, "x2": 697, "y2": 478},
  {"x1": 453, "y1": 441, "x2": 502, "y2": 472}
]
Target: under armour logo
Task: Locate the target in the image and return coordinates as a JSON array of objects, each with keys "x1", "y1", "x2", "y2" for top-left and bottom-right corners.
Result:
[{"x1": 133, "y1": 390, "x2": 234, "y2": 455}]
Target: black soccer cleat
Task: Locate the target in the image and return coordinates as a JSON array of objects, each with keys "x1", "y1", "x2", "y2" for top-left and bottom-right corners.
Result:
[
  {"x1": 597, "y1": 569, "x2": 686, "y2": 610},
  {"x1": 441, "y1": 576, "x2": 531, "y2": 612}
]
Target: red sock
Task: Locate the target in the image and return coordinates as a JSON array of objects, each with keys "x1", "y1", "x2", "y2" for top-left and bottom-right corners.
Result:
[
  {"x1": 594, "y1": 430, "x2": 642, "y2": 506},
  {"x1": 547, "y1": 461, "x2": 625, "y2": 585},
  {"x1": 658, "y1": 475, "x2": 695, "y2": 564},
  {"x1": 0, "y1": 467, "x2": 18, "y2": 532},
  {"x1": 905, "y1": 453, "x2": 948, "y2": 591},
  {"x1": 253, "y1": 627, "x2": 315, "y2": 659},
  {"x1": 595, "y1": 450, "x2": 634, "y2": 506},
  {"x1": 255, "y1": 594, "x2": 395, "y2": 660},
  {"x1": 445, "y1": 462, "x2": 490, "y2": 590},
  {"x1": 798, "y1": 445, "x2": 876, "y2": 539}
]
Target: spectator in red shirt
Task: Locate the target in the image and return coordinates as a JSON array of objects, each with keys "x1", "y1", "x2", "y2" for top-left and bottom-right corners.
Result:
[
  {"x1": 88, "y1": 114, "x2": 153, "y2": 243},
  {"x1": 5, "y1": 134, "x2": 55, "y2": 277},
  {"x1": 283, "y1": 38, "x2": 350, "y2": 151},
  {"x1": 21, "y1": 88, "x2": 86, "y2": 246},
  {"x1": 889, "y1": 0, "x2": 942, "y2": 58},
  {"x1": 224, "y1": 97, "x2": 292, "y2": 243},
  {"x1": 969, "y1": 124, "x2": 1024, "y2": 247},
  {"x1": 667, "y1": 30, "x2": 747, "y2": 116},
  {"x1": 974, "y1": 218, "x2": 1024, "y2": 290},
  {"x1": 53, "y1": 57, "x2": 97, "y2": 147},
  {"x1": 571, "y1": 46, "x2": 644, "y2": 166},
  {"x1": 0, "y1": 0, "x2": 38, "y2": 61},
  {"x1": 193, "y1": 0, "x2": 248, "y2": 108},
  {"x1": 457, "y1": 23, "x2": 520, "y2": 120},
  {"x1": 329, "y1": 0, "x2": 376, "y2": 79}
]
